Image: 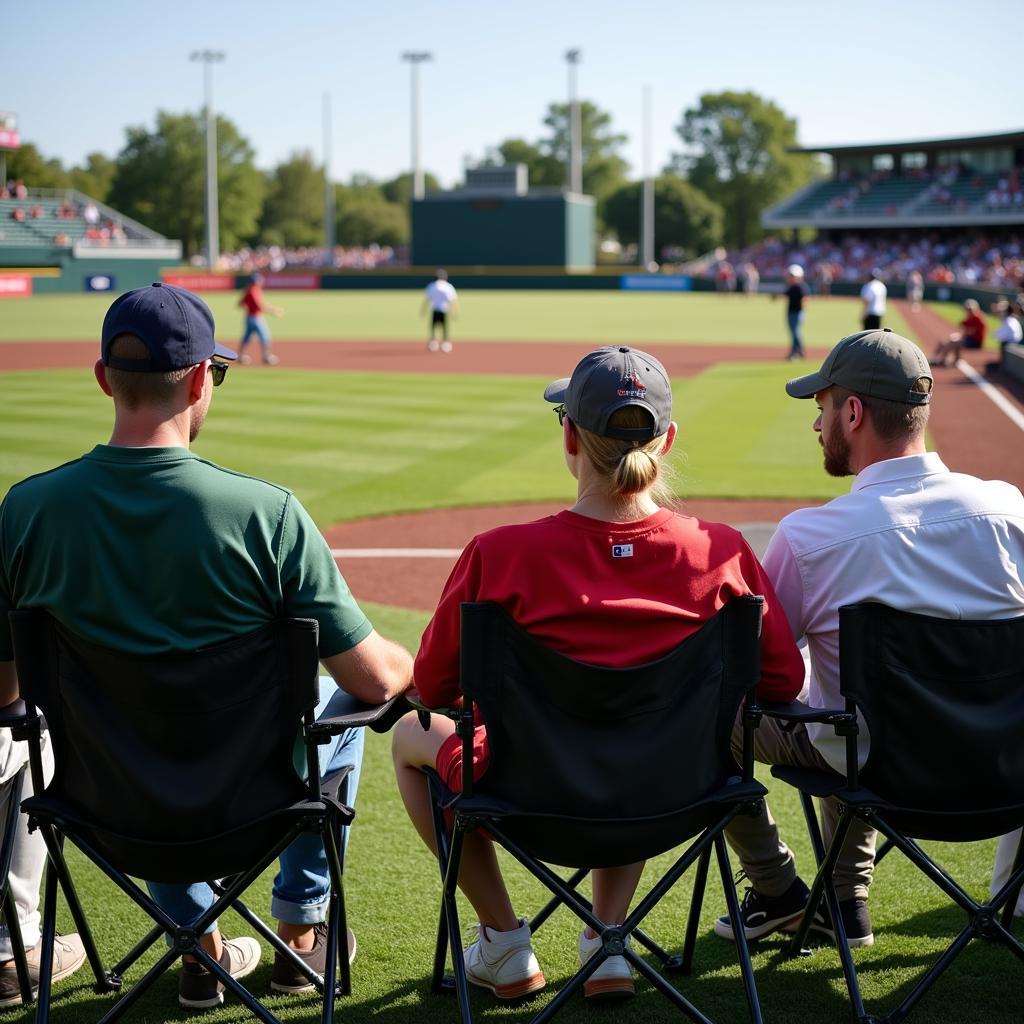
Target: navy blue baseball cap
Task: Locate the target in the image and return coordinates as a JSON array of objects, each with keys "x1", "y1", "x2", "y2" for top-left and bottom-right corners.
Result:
[
  {"x1": 101, "y1": 282, "x2": 236, "y2": 371},
  {"x1": 544, "y1": 346, "x2": 672, "y2": 441}
]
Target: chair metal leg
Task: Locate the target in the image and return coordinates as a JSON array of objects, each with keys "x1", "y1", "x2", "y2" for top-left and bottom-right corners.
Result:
[
  {"x1": 94, "y1": 947, "x2": 182, "y2": 1024},
  {"x1": 673, "y1": 844, "x2": 711, "y2": 975},
  {"x1": 2, "y1": 888, "x2": 33, "y2": 1006},
  {"x1": 441, "y1": 825, "x2": 472, "y2": 1024},
  {"x1": 426, "y1": 780, "x2": 454, "y2": 994},
  {"x1": 33, "y1": 854, "x2": 58, "y2": 1024},
  {"x1": 791, "y1": 809, "x2": 870, "y2": 1022},
  {"x1": 716, "y1": 834, "x2": 763, "y2": 1024},
  {"x1": 320, "y1": 889, "x2": 339, "y2": 1024},
  {"x1": 628, "y1": 949, "x2": 715, "y2": 1024},
  {"x1": 529, "y1": 867, "x2": 588, "y2": 934}
]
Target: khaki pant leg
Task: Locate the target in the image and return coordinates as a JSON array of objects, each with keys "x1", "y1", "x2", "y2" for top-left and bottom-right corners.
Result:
[{"x1": 726, "y1": 710, "x2": 876, "y2": 902}]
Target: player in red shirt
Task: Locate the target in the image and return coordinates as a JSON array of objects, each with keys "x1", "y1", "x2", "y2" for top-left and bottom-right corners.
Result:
[
  {"x1": 930, "y1": 298, "x2": 987, "y2": 367},
  {"x1": 392, "y1": 346, "x2": 804, "y2": 1003},
  {"x1": 238, "y1": 273, "x2": 283, "y2": 365}
]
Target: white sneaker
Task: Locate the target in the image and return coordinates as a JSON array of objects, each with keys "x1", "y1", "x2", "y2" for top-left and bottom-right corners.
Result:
[
  {"x1": 427, "y1": 340, "x2": 440, "y2": 352},
  {"x1": 579, "y1": 929, "x2": 634, "y2": 999},
  {"x1": 464, "y1": 918, "x2": 545, "y2": 1000},
  {"x1": 239, "y1": 353, "x2": 253, "y2": 365},
  {"x1": 440, "y1": 341, "x2": 453, "y2": 353}
]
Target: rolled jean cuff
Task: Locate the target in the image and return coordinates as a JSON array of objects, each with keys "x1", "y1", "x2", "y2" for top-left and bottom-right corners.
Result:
[{"x1": 271, "y1": 894, "x2": 328, "y2": 926}]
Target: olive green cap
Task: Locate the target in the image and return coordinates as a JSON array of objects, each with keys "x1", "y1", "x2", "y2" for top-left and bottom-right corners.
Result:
[{"x1": 785, "y1": 328, "x2": 932, "y2": 405}]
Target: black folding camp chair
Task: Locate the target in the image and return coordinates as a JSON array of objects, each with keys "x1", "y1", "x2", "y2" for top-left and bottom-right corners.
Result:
[
  {"x1": 8, "y1": 609, "x2": 401, "y2": 1024},
  {"x1": 765, "y1": 602, "x2": 1024, "y2": 1024},
  {"x1": 0, "y1": 716, "x2": 34, "y2": 1007},
  {"x1": 414, "y1": 596, "x2": 769, "y2": 1024}
]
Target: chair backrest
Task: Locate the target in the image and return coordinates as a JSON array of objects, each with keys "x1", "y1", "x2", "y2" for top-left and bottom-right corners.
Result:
[
  {"x1": 9, "y1": 609, "x2": 321, "y2": 881},
  {"x1": 840, "y1": 602, "x2": 1024, "y2": 822},
  {"x1": 460, "y1": 596, "x2": 763, "y2": 865}
]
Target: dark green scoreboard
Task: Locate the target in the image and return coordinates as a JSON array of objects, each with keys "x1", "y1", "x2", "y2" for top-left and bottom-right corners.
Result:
[{"x1": 411, "y1": 192, "x2": 595, "y2": 269}]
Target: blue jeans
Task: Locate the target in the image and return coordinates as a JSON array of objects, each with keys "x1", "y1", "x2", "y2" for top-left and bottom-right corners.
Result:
[
  {"x1": 240, "y1": 315, "x2": 271, "y2": 354},
  {"x1": 147, "y1": 677, "x2": 364, "y2": 932},
  {"x1": 787, "y1": 311, "x2": 805, "y2": 357}
]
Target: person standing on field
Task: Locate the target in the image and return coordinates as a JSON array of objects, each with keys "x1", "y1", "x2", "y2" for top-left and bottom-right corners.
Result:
[
  {"x1": 238, "y1": 273, "x2": 283, "y2": 366},
  {"x1": 422, "y1": 269, "x2": 459, "y2": 353},
  {"x1": 860, "y1": 269, "x2": 887, "y2": 330},
  {"x1": 779, "y1": 264, "x2": 808, "y2": 361}
]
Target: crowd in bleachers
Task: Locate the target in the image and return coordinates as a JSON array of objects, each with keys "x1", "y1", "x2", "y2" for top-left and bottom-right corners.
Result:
[
  {"x1": 211, "y1": 243, "x2": 402, "y2": 272},
  {"x1": 0, "y1": 185, "x2": 133, "y2": 247},
  {"x1": 705, "y1": 232, "x2": 1024, "y2": 291}
]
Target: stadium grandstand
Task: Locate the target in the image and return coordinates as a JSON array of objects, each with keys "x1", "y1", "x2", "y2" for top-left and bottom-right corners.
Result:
[
  {"x1": 704, "y1": 129, "x2": 1024, "y2": 292},
  {"x1": 0, "y1": 186, "x2": 180, "y2": 293}
]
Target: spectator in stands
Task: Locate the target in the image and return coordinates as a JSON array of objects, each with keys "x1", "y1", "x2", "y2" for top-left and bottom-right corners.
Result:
[
  {"x1": 13, "y1": 182, "x2": 27, "y2": 200},
  {"x1": 993, "y1": 299, "x2": 1023, "y2": 354},
  {"x1": 741, "y1": 262, "x2": 759, "y2": 297},
  {"x1": 930, "y1": 299, "x2": 986, "y2": 367},
  {"x1": 716, "y1": 258, "x2": 735, "y2": 293},
  {"x1": 82, "y1": 202, "x2": 100, "y2": 226},
  {"x1": 53, "y1": 232, "x2": 71, "y2": 247},
  {"x1": 9, "y1": 208, "x2": 25, "y2": 223},
  {"x1": 859, "y1": 269, "x2": 887, "y2": 330},
  {"x1": 29, "y1": 206, "x2": 43, "y2": 220},
  {"x1": 906, "y1": 270, "x2": 924, "y2": 311}
]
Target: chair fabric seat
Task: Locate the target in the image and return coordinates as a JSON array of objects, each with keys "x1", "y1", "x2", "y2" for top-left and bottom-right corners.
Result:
[
  {"x1": 454, "y1": 778, "x2": 768, "y2": 868},
  {"x1": 22, "y1": 794, "x2": 352, "y2": 885}
]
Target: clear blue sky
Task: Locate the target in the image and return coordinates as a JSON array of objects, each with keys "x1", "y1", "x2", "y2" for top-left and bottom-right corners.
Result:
[{"x1": 6, "y1": 0, "x2": 1019, "y2": 188}]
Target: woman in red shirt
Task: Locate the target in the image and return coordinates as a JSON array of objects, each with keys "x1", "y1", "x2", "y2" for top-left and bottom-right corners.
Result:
[
  {"x1": 392, "y1": 346, "x2": 804, "y2": 1002},
  {"x1": 930, "y1": 298, "x2": 987, "y2": 367}
]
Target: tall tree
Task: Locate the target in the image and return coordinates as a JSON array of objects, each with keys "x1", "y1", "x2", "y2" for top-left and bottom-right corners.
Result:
[
  {"x1": 539, "y1": 101, "x2": 629, "y2": 202},
  {"x1": 603, "y1": 176, "x2": 723, "y2": 259},
  {"x1": 670, "y1": 91, "x2": 815, "y2": 248},
  {"x1": 108, "y1": 111, "x2": 263, "y2": 257},
  {"x1": 4, "y1": 143, "x2": 69, "y2": 190},
  {"x1": 380, "y1": 171, "x2": 441, "y2": 206},
  {"x1": 260, "y1": 151, "x2": 325, "y2": 247},
  {"x1": 476, "y1": 102, "x2": 628, "y2": 203},
  {"x1": 69, "y1": 153, "x2": 116, "y2": 202}
]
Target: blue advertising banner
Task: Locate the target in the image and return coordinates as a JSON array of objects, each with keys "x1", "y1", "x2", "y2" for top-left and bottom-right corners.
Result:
[
  {"x1": 84, "y1": 274, "x2": 116, "y2": 292},
  {"x1": 620, "y1": 275, "x2": 691, "y2": 291}
]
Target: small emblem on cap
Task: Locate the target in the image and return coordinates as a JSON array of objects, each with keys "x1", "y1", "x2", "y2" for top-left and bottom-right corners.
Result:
[
  {"x1": 611, "y1": 544, "x2": 634, "y2": 558},
  {"x1": 618, "y1": 373, "x2": 646, "y2": 398}
]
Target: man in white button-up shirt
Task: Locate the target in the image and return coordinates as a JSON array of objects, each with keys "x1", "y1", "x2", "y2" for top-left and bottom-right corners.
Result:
[{"x1": 715, "y1": 328, "x2": 1024, "y2": 950}]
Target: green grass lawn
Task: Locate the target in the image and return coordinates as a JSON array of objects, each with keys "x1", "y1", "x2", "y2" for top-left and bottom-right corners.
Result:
[
  {"x1": 0, "y1": 365, "x2": 846, "y2": 518},
  {"x1": 25, "y1": 596, "x2": 1021, "y2": 1024},
  {"x1": 0, "y1": 291, "x2": 909, "y2": 349}
]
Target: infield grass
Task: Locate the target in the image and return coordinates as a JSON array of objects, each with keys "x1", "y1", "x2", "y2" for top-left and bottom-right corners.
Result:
[
  {"x1": 0, "y1": 291, "x2": 910, "y2": 348},
  {"x1": 0, "y1": 365, "x2": 846, "y2": 517},
  {"x1": 25, "y1": 595, "x2": 1021, "y2": 1024}
]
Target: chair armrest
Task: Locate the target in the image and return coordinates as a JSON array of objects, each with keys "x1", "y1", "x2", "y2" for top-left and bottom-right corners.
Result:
[
  {"x1": 758, "y1": 700, "x2": 855, "y2": 726},
  {"x1": 404, "y1": 690, "x2": 463, "y2": 721},
  {"x1": 307, "y1": 695, "x2": 409, "y2": 736}
]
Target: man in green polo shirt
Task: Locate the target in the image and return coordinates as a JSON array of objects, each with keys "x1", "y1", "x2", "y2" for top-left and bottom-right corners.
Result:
[{"x1": 0, "y1": 283, "x2": 414, "y2": 1009}]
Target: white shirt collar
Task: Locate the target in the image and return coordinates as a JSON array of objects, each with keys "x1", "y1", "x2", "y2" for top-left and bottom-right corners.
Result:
[{"x1": 850, "y1": 452, "x2": 949, "y2": 493}]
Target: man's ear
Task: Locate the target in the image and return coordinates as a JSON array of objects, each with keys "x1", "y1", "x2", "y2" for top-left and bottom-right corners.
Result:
[
  {"x1": 187, "y1": 361, "x2": 208, "y2": 404},
  {"x1": 94, "y1": 360, "x2": 113, "y2": 397},
  {"x1": 846, "y1": 395, "x2": 866, "y2": 431}
]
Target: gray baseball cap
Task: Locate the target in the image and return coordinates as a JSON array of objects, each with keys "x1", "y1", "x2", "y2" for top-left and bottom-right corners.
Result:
[
  {"x1": 785, "y1": 328, "x2": 932, "y2": 406},
  {"x1": 543, "y1": 346, "x2": 672, "y2": 441}
]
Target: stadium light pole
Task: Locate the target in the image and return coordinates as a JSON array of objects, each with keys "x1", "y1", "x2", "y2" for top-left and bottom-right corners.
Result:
[
  {"x1": 641, "y1": 84, "x2": 655, "y2": 269},
  {"x1": 565, "y1": 49, "x2": 582, "y2": 194},
  {"x1": 190, "y1": 49, "x2": 225, "y2": 269},
  {"x1": 323, "y1": 92, "x2": 336, "y2": 253},
  {"x1": 401, "y1": 51, "x2": 432, "y2": 201}
]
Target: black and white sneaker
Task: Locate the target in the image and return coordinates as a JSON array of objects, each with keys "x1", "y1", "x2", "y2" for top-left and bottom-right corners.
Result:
[
  {"x1": 803, "y1": 897, "x2": 874, "y2": 949},
  {"x1": 714, "y1": 876, "x2": 810, "y2": 941}
]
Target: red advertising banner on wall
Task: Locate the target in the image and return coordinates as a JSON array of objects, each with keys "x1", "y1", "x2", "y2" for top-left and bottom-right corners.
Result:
[
  {"x1": 261, "y1": 273, "x2": 320, "y2": 290},
  {"x1": 162, "y1": 273, "x2": 235, "y2": 292},
  {"x1": 0, "y1": 275, "x2": 32, "y2": 298}
]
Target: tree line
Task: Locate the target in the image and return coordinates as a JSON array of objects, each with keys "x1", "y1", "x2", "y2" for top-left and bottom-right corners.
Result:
[{"x1": 7, "y1": 90, "x2": 817, "y2": 260}]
